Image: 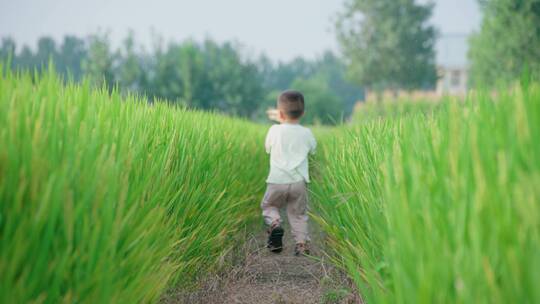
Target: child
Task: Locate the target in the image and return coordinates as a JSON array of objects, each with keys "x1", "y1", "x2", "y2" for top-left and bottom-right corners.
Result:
[{"x1": 261, "y1": 90, "x2": 317, "y2": 256}]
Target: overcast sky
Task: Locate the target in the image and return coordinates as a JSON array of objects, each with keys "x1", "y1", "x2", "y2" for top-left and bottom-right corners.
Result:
[{"x1": 0, "y1": 0, "x2": 481, "y2": 61}]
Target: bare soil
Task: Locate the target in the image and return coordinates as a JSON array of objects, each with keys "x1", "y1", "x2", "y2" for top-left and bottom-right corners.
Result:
[{"x1": 161, "y1": 223, "x2": 362, "y2": 304}]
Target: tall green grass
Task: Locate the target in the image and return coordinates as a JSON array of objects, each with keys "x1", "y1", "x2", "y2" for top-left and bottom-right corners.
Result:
[
  {"x1": 3, "y1": 64, "x2": 539, "y2": 303},
  {"x1": 352, "y1": 98, "x2": 443, "y2": 122},
  {"x1": 312, "y1": 86, "x2": 540, "y2": 303},
  {"x1": 0, "y1": 67, "x2": 267, "y2": 303}
]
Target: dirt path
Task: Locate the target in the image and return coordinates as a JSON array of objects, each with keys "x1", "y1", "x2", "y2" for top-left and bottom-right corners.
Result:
[{"x1": 162, "y1": 223, "x2": 360, "y2": 304}]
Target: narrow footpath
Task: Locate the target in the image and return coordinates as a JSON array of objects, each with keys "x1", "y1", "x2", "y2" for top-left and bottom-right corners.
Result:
[{"x1": 161, "y1": 223, "x2": 361, "y2": 304}]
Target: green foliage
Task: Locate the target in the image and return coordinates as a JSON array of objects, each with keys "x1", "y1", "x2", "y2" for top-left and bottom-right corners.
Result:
[
  {"x1": 314, "y1": 52, "x2": 364, "y2": 117},
  {"x1": 322, "y1": 288, "x2": 351, "y2": 304},
  {"x1": 292, "y1": 77, "x2": 344, "y2": 125},
  {"x1": 352, "y1": 99, "x2": 442, "y2": 122},
  {"x1": 469, "y1": 0, "x2": 540, "y2": 87},
  {"x1": 336, "y1": 0, "x2": 437, "y2": 91},
  {"x1": 311, "y1": 86, "x2": 540, "y2": 303},
  {"x1": 115, "y1": 32, "x2": 144, "y2": 92},
  {"x1": 83, "y1": 33, "x2": 116, "y2": 89},
  {"x1": 0, "y1": 34, "x2": 363, "y2": 124},
  {"x1": 258, "y1": 52, "x2": 363, "y2": 124},
  {"x1": 0, "y1": 67, "x2": 267, "y2": 303},
  {"x1": 0, "y1": 35, "x2": 266, "y2": 118},
  {"x1": 1, "y1": 61, "x2": 539, "y2": 304},
  {"x1": 35, "y1": 37, "x2": 58, "y2": 73},
  {"x1": 57, "y1": 36, "x2": 87, "y2": 81},
  {"x1": 0, "y1": 38, "x2": 16, "y2": 68}
]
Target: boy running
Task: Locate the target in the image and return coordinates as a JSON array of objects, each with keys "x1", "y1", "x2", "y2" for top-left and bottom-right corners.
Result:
[{"x1": 261, "y1": 90, "x2": 316, "y2": 256}]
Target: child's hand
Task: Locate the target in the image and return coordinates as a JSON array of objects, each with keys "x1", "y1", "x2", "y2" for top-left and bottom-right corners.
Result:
[{"x1": 266, "y1": 108, "x2": 281, "y2": 122}]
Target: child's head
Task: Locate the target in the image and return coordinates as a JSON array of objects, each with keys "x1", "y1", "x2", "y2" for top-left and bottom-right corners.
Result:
[{"x1": 277, "y1": 90, "x2": 304, "y2": 122}]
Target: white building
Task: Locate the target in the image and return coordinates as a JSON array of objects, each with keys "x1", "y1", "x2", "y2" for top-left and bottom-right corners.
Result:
[{"x1": 436, "y1": 34, "x2": 469, "y2": 96}]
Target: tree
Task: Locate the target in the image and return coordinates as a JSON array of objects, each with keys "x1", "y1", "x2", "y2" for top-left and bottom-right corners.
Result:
[
  {"x1": 35, "y1": 37, "x2": 58, "y2": 73},
  {"x1": 147, "y1": 38, "x2": 264, "y2": 117},
  {"x1": 291, "y1": 77, "x2": 344, "y2": 125},
  {"x1": 83, "y1": 33, "x2": 116, "y2": 89},
  {"x1": 312, "y1": 51, "x2": 364, "y2": 116},
  {"x1": 200, "y1": 40, "x2": 263, "y2": 117},
  {"x1": 16, "y1": 46, "x2": 36, "y2": 71},
  {"x1": 336, "y1": 0, "x2": 437, "y2": 92},
  {"x1": 0, "y1": 38, "x2": 17, "y2": 68},
  {"x1": 57, "y1": 36, "x2": 87, "y2": 81},
  {"x1": 116, "y1": 32, "x2": 144, "y2": 92},
  {"x1": 263, "y1": 58, "x2": 315, "y2": 91},
  {"x1": 469, "y1": 0, "x2": 540, "y2": 86},
  {"x1": 257, "y1": 52, "x2": 363, "y2": 119},
  {"x1": 1, "y1": 32, "x2": 358, "y2": 123}
]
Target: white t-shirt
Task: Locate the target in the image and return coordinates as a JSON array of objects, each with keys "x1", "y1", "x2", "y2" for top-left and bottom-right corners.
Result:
[{"x1": 265, "y1": 123, "x2": 317, "y2": 184}]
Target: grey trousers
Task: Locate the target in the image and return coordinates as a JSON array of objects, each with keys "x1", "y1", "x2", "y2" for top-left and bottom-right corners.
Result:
[{"x1": 260, "y1": 181, "x2": 310, "y2": 243}]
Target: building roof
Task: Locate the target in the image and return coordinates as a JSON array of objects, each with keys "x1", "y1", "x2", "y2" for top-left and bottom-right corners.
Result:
[{"x1": 436, "y1": 34, "x2": 469, "y2": 69}]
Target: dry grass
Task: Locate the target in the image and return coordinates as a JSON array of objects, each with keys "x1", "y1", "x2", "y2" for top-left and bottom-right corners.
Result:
[{"x1": 162, "y1": 223, "x2": 362, "y2": 304}]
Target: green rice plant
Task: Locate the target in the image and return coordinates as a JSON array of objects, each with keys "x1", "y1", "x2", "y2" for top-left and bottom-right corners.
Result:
[
  {"x1": 3, "y1": 61, "x2": 539, "y2": 304},
  {"x1": 0, "y1": 65, "x2": 267, "y2": 303},
  {"x1": 312, "y1": 86, "x2": 540, "y2": 303},
  {"x1": 352, "y1": 97, "x2": 447, "y2": 123}
]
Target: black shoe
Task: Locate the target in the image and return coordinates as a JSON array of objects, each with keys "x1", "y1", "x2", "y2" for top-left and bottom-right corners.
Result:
[{"x1": 267, "y1": 225, "x2": 284, "y2": 253}]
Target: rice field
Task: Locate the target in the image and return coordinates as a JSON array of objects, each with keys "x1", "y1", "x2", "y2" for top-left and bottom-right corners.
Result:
[
  {"x1": 311, "y1": 86, "x2": 540, "y2": 303},
  {"x1": 0, "y1": 66, "x2": 267, "y2": 303},
  {"x1": 1, "y1": 65, "x2": 539, "y2": 303}
]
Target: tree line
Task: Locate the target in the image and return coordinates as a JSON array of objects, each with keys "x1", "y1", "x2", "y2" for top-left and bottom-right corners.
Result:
[
  {"x1": 0, "y1": 33, "x2": 362, "y2": 124},
  {"x1": 2, "y1": 0, "x2": 538, "y2": 123}
]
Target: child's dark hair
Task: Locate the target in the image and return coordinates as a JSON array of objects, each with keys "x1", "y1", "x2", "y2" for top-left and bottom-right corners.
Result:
[{"x1": 278, "y1": 90, "x2": 305, "y2": 119}]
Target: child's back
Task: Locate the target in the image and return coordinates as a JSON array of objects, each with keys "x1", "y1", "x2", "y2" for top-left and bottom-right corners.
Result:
[
  {"x1": 265, "y1": 123, "x2": 316, "y2": 184},
  {"x1": 261, "y1": 90, "x2": 316, "y2": 256}
]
